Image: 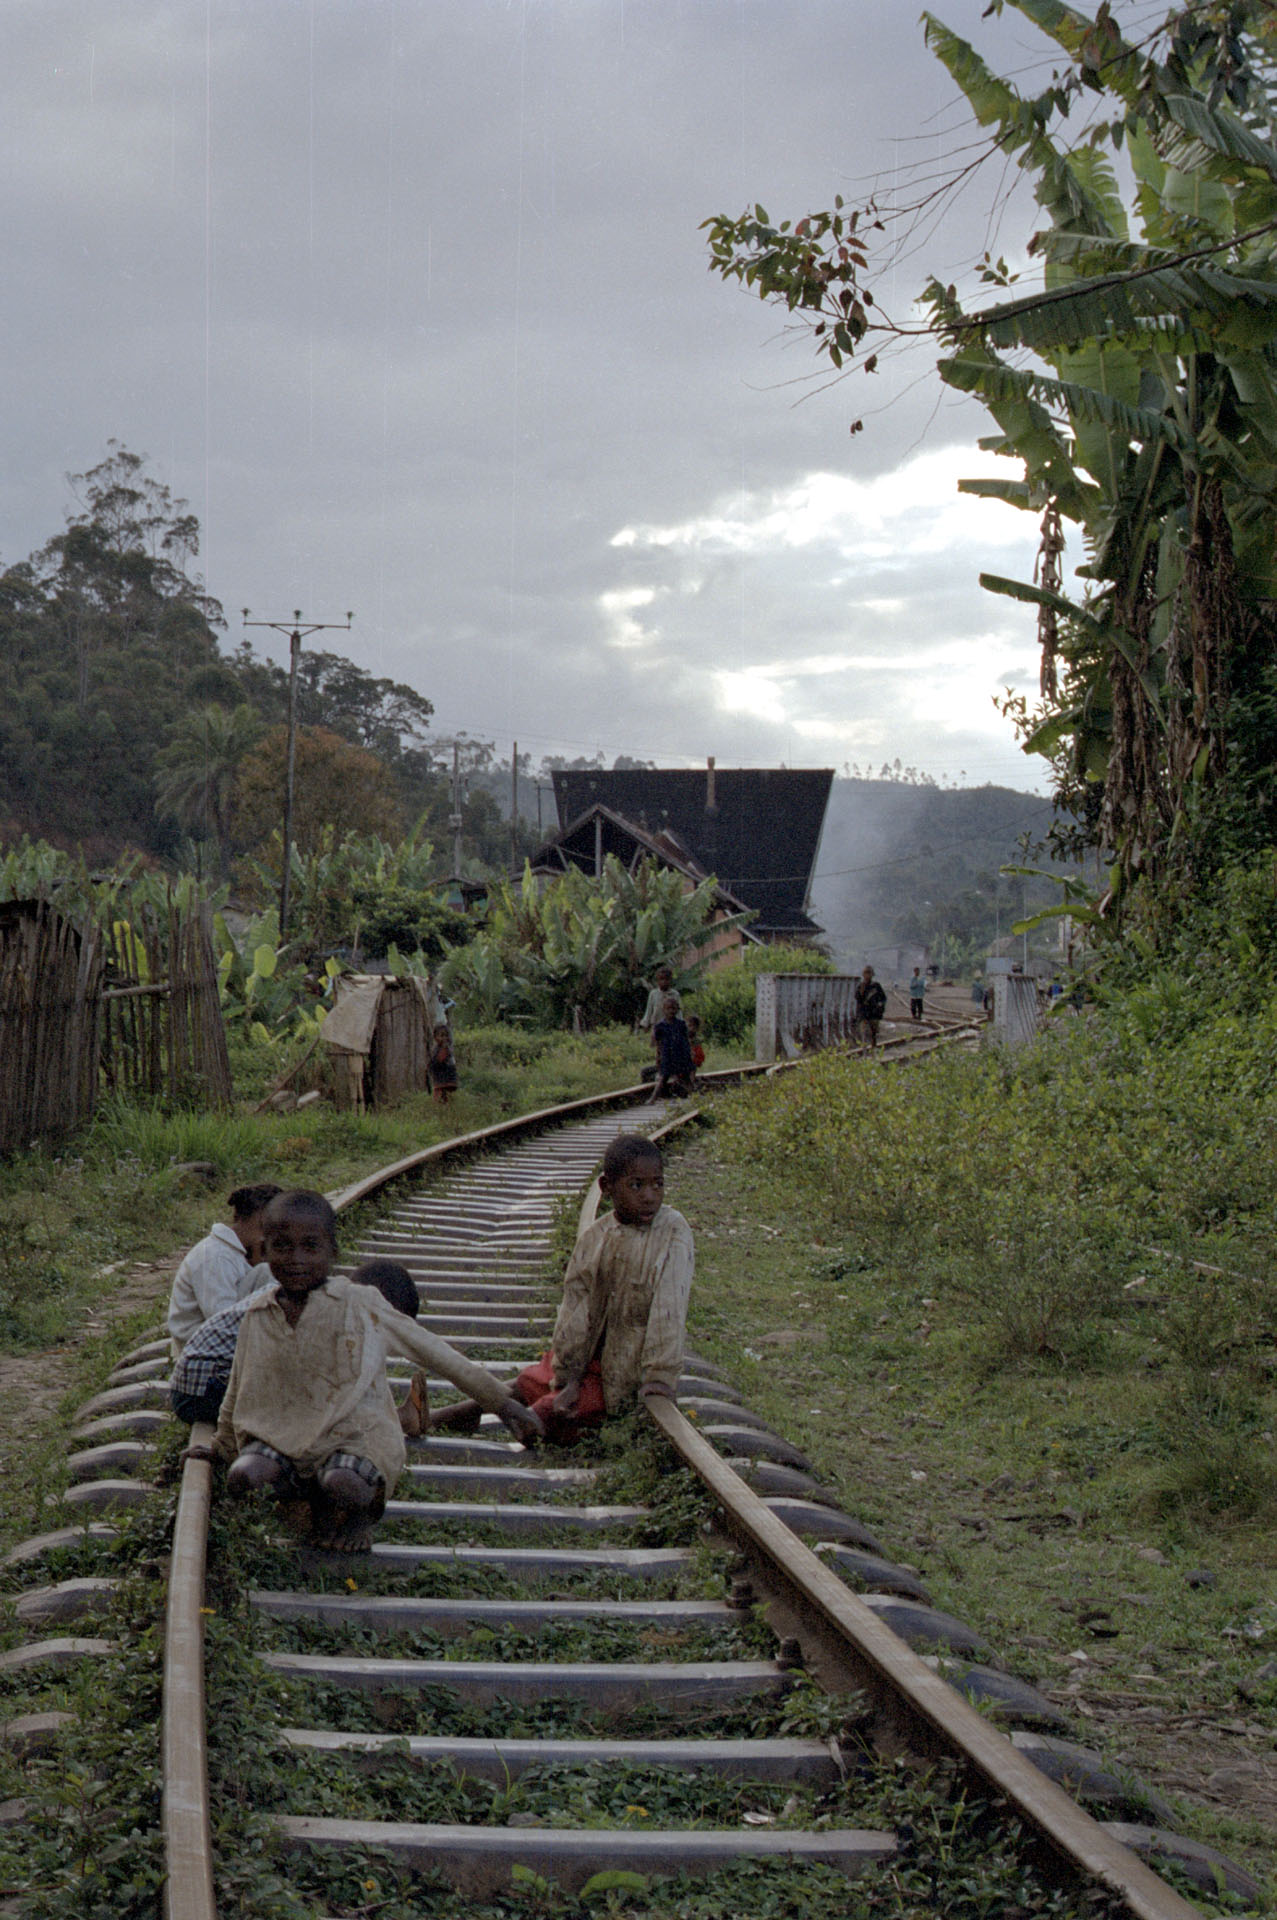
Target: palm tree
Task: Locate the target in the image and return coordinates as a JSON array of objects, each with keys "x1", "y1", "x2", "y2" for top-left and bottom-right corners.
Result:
[{"x1": 155, "y1": 703, "x2": 262, "y2": 880}]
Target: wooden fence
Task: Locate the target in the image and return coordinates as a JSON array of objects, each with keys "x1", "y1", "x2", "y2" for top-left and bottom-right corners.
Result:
[
  {"x1": 0, "y1": 891, "x2": 231, "y2": 1153},
  {"x1": 100, "y1": 898, "x2": 232, "y2": 1107},
  {"x1": 0, "y1": 899, "x2": 104, "y2": 1153}
]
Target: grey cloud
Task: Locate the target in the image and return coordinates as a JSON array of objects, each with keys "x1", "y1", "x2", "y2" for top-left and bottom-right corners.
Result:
[{"x1": 3, "y1": 0, "x2": 1053, "y2": 788}]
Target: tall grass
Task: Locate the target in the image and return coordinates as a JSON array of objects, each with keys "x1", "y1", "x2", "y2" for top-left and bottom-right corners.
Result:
[
  {"x1": 89, "y1": 1096, "x2": 269, "y2": 1175},
  {"x1": 712, "y1": 995, "x2": 1277, "y2": 1516}
]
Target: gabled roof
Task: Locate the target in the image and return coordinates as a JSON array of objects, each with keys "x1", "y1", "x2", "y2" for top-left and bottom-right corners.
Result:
[
  {"x1": 526, "y1": 801, "x2": 752, "y2": 919},
  {"x1": 551, "y1": 767, "x2": 832, "y2": 937}
]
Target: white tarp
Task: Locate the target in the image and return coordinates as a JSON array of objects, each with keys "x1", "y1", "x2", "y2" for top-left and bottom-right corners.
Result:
[{"x1": 321, "y1": 973, "x2": 442, "y2": 1056}]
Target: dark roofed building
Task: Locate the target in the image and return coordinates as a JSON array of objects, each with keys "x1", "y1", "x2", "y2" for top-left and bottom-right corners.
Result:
[
  {"x1": 551, "y1": 763, "x2": 832, "y2": 943},
  {"x1": 525, "y1": 801, "x2": 752, "y2": 972}
]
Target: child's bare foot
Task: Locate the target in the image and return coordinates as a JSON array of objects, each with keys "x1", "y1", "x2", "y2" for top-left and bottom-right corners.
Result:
[
  {"x1": 307, "y1": 1508, "x2": 374, "y2": 1553},
  {"x1": 306, "y1": 1481, "x2": 377, "y2": 1553},
  {"x1": 398, "y1": 1369, "x2": 430, "y2": 1438}
]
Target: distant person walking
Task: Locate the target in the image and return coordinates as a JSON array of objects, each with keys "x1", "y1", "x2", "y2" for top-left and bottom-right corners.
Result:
[
  {"x1": 429, "y1": 1024, "x2": 459, "y2": 1103},
  {"x1": 854, "y1": 966, "x2": 887, "y2": 1049},
  {"x1": 908, "y1": 967, "x2": 926, "y2": 1022}
]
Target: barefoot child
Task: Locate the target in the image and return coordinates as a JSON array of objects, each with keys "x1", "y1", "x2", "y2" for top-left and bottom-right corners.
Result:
[
  {"x1": 214, "y1": 1190, "x2": 542, "y2": 1548},
  {"x1": 434, "y1": 1134, "x2": 693, "y2": 1445}
]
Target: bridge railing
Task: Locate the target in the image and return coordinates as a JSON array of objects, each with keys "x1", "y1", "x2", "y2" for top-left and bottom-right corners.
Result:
[{"x1": 754, "y1": 971, "x2": 862, "y2": 1062}]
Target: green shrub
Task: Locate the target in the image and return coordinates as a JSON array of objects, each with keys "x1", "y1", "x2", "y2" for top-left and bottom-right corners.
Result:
[
  {"x1": 692, "y1": 944, "x2": 833, "y2": 1048},
  {"x1": 710, "y1": 969, "x2": 1277, "y2": 1508}
]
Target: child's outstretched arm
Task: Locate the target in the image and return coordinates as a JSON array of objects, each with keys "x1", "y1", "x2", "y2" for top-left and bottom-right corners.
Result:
[
  {"x1": 637, "y1": 1215, "x2": 695, "y2": 1401},
  {"x1": 548, "y1": 1233, "x2": 603, "y2": 1396},
  {"x1": 371, "y1": 1300, "x2": 544, "y2": 1443}
]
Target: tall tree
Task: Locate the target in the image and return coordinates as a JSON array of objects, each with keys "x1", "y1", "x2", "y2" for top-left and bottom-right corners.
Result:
[
  {"x1": 226, "y1": 639, "x2": 445, "y2": 824},
  {"x1": 0, "y1": 446, "x2": 230, "y2": 854},
  {"x1": 154, "y1": 703, "x2": 263, "y2": 880},
  {"x1": 233, "y1": 725, "x2": 405, "y2": 869}
]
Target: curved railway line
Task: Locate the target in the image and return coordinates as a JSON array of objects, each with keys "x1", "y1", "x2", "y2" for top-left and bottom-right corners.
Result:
[{"x1": 1, "y1": 1014, "x2": 1260, "y2": 1917}]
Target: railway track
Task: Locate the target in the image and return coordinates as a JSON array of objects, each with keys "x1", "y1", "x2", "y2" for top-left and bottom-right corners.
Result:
[{"x1": 0, "y1": 1039, "x2": 1259, "y2": 1917}]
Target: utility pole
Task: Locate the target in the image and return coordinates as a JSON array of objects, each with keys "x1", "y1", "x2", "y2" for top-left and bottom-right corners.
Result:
[
  {"x1": 241, "y1": 607, "x2": 353, "y2": 938},
  {"x1": 510, "y1": 741, "x2": 519, "y2": 869},
  {"x1": 451, "y1": 740, "x2": 465, "y2": 883}
]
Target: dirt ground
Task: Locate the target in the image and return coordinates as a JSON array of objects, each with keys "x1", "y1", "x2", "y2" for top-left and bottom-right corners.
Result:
[{"x1": 0, "y1": 1254, "x2": 177, "y2": 1447}]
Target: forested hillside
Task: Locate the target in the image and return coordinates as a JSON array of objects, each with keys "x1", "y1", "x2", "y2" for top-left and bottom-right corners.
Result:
[
  {"x1": 0, "y1": 446, "x2": 536, "y2": 876},
  {"x1": 813, "y1": 776, "x2": 1065, "y2": 964}
]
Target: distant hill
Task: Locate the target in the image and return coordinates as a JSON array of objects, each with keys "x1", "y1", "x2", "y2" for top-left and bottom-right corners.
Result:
[{"x1": 809, "y1": 778, "x2": 1069, "y2": 968}]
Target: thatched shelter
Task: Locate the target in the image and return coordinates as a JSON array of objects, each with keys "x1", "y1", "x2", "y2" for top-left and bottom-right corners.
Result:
[
  {"x1": 0, "y1": 899, "x2": 103, "y2": 1152},
  {"x1": 322, "y1": 973, "x2": 445, "y2": 1110}
]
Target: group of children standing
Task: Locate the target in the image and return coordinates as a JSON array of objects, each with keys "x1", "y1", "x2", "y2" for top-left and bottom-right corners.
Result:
[
  {"x1": 168, "y1": 1130, "x2": 692, "y2": 1554},
  {"x1": 638, "y1": 963, "x2": 704, "y2": 1098}
]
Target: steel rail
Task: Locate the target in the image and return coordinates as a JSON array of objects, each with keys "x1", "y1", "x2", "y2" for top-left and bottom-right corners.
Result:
[
  {"x1": 163, "y1": 1420, "x2": 217, "y2": 1920},
  {"x1": 642, "y1": 1399, "x2": 1200, "y2": 1920},
  {"x1": 163, "y1": 1073, "x2": 698, "y2": 1920},
  {"x1": 574, "y1": 1087, "x2": 1202, "y2": 1917}
]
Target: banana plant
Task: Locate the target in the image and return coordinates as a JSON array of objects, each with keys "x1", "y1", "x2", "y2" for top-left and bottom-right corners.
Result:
[
  {"x1": 439, "y1": 854, "x2": 752, "y2": 1029},
  {"x1": 919, "y1": 3, "x2": 1277, "y2": 894},
  {"x1": 706, "y1": 0, "x2": 1277, "y2": 907}
]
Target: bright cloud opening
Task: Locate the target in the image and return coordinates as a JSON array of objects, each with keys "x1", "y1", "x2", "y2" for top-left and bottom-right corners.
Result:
[{"x1": 598, "y1": 585, "x2": 658, "y2": 650}]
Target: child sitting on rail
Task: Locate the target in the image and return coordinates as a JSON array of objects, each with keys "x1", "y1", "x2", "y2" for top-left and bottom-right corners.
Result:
[
  {"x1": 433, "y1": 1133, "x2": 693, "y2": 1446},
  {"x1": 167, "y1": 1184, "x2": 281, "y2": 1356},
  {"x1": 172, "y1": 1256, "x2": 426, "y2": 1432},
  {"x1": 213, "y1": 1190, "x2": 542, "y2": 1549}
]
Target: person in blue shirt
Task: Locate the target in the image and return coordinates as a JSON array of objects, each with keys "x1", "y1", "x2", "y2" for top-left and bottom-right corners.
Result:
[{"x1": 652, "y1": 994, "x2": 694, "y2": 1097}]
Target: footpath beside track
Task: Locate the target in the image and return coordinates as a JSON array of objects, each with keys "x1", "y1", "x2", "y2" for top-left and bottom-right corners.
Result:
[{"x1": 0, "y1": 1028, "x2": 1259, "y2": 1917}]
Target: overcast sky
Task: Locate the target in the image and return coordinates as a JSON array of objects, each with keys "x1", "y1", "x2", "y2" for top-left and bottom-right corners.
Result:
[{"x1": 3, "y1": 1, "x2": 1151, "y2": 794}]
